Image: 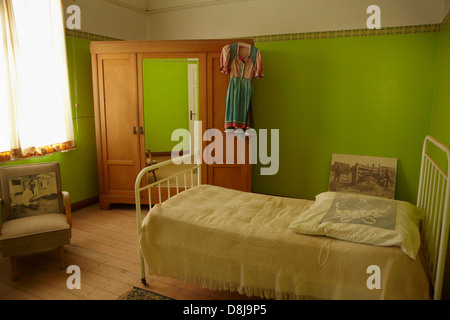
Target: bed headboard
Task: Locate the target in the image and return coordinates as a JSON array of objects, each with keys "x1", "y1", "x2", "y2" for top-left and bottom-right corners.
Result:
[{"x1": 417, "y1": 135, "x2": 450, "y2": 300}]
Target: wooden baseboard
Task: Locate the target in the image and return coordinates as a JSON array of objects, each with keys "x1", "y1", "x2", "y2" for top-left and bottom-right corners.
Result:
[
  {"x1": 151, "y1": 151, "x2": 172, "y2": 157},
  {"x1": 71, "y1": 196, "x2": 99, "y2": 213},
  {"x1": 152, "y1": 151, "x2": 192, "y2": 158}
]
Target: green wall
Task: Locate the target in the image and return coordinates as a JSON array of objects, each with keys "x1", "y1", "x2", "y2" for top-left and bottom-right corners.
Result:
[
  {"x1": 252, "y1": 32, "x2": 439, "y2": 205},
  {"x1": 142, "y1": 60, "x2": 193, "y2": 153},
  {"x1": 0, "y1": 36, "x2": 99, "y2": 205},
  {"x1": 430, "y1": 22, "x2": 450, "y2": 150}
]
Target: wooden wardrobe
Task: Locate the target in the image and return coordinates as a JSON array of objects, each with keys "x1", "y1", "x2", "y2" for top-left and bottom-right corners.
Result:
[{"x1": 90, "y1": 39, "x2": 254, "y2": 209}]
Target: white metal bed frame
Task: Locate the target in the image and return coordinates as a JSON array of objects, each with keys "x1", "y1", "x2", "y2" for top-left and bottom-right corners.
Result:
[
  {"x1": 135, "y1": 154, "x2": 201, "y2": 285},
  {"x1": 135, "y1": 136, "x2": 450, "y2": 300},
  {"x1": 417, "y1": 135, "x2": 450, "y2": 300}
]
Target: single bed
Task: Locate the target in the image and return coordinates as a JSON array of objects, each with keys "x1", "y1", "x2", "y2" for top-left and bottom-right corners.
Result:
[{"x1": 134, "y1": 136, "x2": 450, "y2": 300}]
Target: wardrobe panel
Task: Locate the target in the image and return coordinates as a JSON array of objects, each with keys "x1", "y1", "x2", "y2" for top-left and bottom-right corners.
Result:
[
  {"x1": 206, "y1": 53, "x2": 252, "y2": 192},
  {"x1": 212, "y1": 166, "x2": 247, "y2": 191},
  {"x1": 102, "y1": 59, "x2": 139, "y2": 160},
  {"x1": 108, "y1": 165, "x2": 137, "y2": 194},
  {"x1": 96, "y1": 53, "x2": 141, "y2": 207}
]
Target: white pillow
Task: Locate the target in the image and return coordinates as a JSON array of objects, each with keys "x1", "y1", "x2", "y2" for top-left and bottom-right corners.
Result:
[{"x1": 289, "y1": 192, "x2": 423, "y2": 259}]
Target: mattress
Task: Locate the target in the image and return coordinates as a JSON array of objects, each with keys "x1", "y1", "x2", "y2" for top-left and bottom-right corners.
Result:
[{"x1": 139, "y1": 185, "x2": 431, "y2": 300}]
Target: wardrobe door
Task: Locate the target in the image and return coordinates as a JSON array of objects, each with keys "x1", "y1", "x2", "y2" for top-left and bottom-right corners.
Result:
[
  {"x1": 206, "y1": 53, "x2": 251, "y2": 192},
  {"x1": 95, "y1": 53, "x2": 141, "y2": 208}
]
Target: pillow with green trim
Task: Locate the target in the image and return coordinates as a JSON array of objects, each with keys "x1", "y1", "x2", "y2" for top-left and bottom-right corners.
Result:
[{"x1": 289, "y1": 192, "x2": 423, "y2": 259}]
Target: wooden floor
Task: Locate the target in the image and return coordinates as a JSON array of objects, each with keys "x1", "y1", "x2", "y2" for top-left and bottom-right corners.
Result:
[{"x1": 0, "y1": 203, "x2": 258, "y2": 300}]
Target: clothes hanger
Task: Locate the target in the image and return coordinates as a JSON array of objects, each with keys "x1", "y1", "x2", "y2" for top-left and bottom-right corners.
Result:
[
  {"x1": 238, "y1": 42, "x2": 252, "y2": 48},
  {"x1": 237, "y1": 42, "x2": 252, "y2": 61}
]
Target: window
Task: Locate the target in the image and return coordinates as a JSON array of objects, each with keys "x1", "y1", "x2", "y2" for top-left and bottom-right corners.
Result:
[{"x1": 0, "y1": 0, "x2": 75, "y2": 162}]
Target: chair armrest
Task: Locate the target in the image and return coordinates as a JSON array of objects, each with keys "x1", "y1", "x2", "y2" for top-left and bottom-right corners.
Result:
[
  {"x1": 0, "y1": 198, "x2": 2, "y2": 236},
  {"x1": 61, "y1": 191, "x2": 72, "y2": 229}
]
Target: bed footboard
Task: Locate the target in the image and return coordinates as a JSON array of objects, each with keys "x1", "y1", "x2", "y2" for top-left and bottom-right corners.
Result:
[{"x1": 134, "y1": 154, "x2": 201, "y2": 284}]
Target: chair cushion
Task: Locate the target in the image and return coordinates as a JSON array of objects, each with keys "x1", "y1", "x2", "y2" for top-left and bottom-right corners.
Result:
[{"x1": 0, "y1": 214, "x2": 70, "y2": 241}]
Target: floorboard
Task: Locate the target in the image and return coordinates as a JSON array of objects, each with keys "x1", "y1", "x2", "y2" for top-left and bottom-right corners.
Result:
[{"x1": 0, "y1": 203, "x2": 259, "y2": 300}]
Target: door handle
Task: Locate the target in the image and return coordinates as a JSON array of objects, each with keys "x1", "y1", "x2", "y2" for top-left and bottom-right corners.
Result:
[
  {"x1": 133, "y1": 126, "x2": 137, "y2": 135},
  {"x1": 190, "y1": 110, "x2": 197, "y2": 120},
  {"x1": 140, "y1": 127, "x2": 144, "y2": 135}
]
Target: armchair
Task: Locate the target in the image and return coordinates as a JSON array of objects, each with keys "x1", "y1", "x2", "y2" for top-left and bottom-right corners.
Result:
[{"x1": 0, "y1": 162, "x2": 72, "y2": 281}]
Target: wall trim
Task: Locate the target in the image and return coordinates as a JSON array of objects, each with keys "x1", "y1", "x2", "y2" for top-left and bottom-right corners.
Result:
[
  {"x1": 441, "y1": 11, "x2": 450, "y2": 30},
  {"x1": 243, "y1": 24, "x2": 441, "y2": 43},
  {"x1": 65, "y1": 29, "x2": 121, "y2": 41},
  {"x1": 66, "y1": 23, "x2": 445, "y2": 44}
]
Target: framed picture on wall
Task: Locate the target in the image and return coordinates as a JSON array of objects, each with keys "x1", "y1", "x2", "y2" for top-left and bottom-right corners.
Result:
[{"x1": 329, "y1": 153, "x2": 398, "y2": 199}]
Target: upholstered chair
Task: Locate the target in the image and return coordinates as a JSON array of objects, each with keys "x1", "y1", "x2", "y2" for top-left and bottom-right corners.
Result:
[{"x1": 0, "y1": 162, "x2": 72, "y2": 281}]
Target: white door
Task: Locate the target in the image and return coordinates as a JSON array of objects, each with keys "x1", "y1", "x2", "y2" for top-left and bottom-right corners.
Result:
[{"x1": 187, "y1": 62, "x2": 199, "y2": 154}]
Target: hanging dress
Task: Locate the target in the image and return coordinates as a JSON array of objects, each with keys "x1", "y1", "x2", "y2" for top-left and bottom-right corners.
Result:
[{"x1": 220, "y1": 43, "x2": 264, "y2": 135}]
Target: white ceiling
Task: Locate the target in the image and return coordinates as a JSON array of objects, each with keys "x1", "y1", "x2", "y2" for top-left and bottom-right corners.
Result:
[
  {"x1": 103, "y1": 0, "x2": 233, "y2": 13},
  {"x1": 103, "y1": 0, "x2": 450, "y2": 21},
  {"x1": 74, "y1": 0, "x2": 449, "y2": 40}
]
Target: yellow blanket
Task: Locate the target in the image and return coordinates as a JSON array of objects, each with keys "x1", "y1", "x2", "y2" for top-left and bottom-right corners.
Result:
[{"x1": 140, "y1": 185, "x2": 431, "y2": 300}]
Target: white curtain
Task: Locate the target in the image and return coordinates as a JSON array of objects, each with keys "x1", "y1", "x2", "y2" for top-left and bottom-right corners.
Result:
[{"x1": 0, "y1": 0, "x2": 75, "y2": 162}]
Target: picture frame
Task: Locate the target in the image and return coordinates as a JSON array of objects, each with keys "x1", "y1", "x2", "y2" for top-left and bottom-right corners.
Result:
[
  {"x1": 9, "y1": 172, "x2": 60, "y2": 219},
  {"x1": 329, "y1": 153, "x2": 398, "y2": 199}
]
